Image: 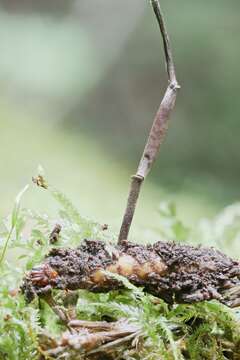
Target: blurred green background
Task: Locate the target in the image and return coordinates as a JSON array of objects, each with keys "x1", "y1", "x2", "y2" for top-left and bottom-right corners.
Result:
[{"x1": 0, "y1": 0, "x2": 240, "y2": 239}]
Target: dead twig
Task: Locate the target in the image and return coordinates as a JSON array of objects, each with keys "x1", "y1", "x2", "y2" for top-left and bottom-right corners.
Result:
[
  {"x1": 118, "y1": 0, "x2": 180, "y2": 243},
  {"x1": 41, "y1": 320, "x2": 141, "y2": 359},
  {"x1": 41, "y1": 293, "x2": 71, "y2": 328}
]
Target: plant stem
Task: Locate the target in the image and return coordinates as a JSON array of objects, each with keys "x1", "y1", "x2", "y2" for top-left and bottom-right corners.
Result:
[
  {"x1": 0, "y1": 184, "x2": 29, "y2": 265},
  {"x1": 118, "y1": 0, "x2": 180, "y2": 243},
  {"x1": 0, "y1": 225, "x2": 14, "y2": 266}
]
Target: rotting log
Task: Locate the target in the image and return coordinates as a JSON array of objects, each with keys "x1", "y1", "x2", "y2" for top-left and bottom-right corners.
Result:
[{"x1": 22, "y1": 239, "x2": 240, "y2": 307}]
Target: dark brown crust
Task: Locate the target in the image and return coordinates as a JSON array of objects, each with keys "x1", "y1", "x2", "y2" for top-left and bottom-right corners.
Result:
[{"x1": 21, "y1": 239, "x2": 240, "y2": 305}]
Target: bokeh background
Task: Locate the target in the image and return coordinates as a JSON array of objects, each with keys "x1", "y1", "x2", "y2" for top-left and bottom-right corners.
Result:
[{"x1": 0, "y1": 0, "x2": 240, "y2": 239}]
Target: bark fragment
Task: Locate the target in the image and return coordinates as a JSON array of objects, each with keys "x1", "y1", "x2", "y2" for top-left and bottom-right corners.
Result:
[{"x1": 22, "y1": 239, "x2": 240, "y2": 307}]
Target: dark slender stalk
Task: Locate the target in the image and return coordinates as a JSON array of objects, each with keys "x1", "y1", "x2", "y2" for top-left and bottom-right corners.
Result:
[
  {"x1": 118, "y1": 0, "x2": 180, "y2": 243},
  {"x1": 118, "y1": 175, "x2": 143, "y2": 242}
]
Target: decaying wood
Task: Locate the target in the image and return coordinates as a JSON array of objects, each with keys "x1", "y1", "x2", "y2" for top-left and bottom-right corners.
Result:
[
  {"x1": 22, "y1": 239, "x2": 240, "y2": 307},
  {"x1": 118, "y1": 0, "x2": 180, "y2": 242}
]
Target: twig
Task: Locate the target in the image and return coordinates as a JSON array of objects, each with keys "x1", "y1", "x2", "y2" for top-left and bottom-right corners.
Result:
[
  {"x1": 42, "y1": 320, "x2": 141, "y2": 358},
  {"x1": 41, "y1": 293, "x2": 71, "y2": 329},
  {"x1": 87, "y1": 330, "x2": 142, "y2": 355},
  {"x1": 118, "y1": 0, "x2": 180, "y2": 243},
  {"x1": 68, "y1": 319, "x2": 116, "y2": 330}
]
